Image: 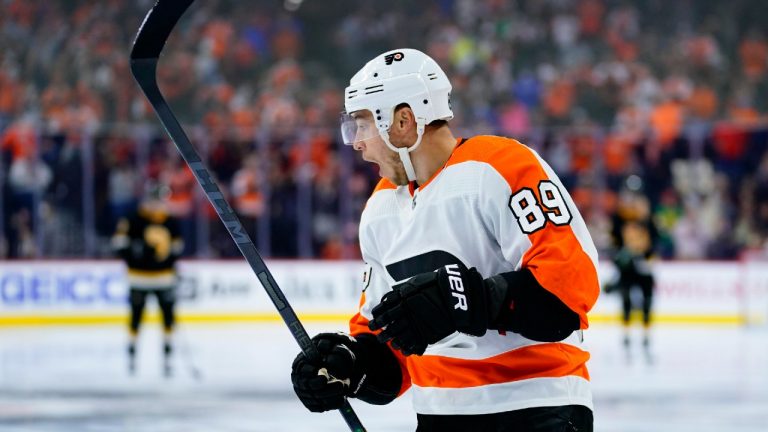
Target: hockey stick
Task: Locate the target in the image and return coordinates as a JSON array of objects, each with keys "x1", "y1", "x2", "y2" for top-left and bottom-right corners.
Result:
[
  {"x1": 130, "y1": 2, "x2": 366, "y2": 431},
  {"x1": 176, "y1": 325, "x2": 203, "y2": 381}
]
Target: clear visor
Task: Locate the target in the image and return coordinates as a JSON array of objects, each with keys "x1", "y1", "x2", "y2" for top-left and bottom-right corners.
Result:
[{"x1": 340, "y1": 110, "x2": 380, "y2": 146}]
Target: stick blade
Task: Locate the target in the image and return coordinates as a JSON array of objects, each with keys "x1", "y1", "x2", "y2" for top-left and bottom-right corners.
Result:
[{"x1": 130, "y1": 0, "x2": 195, "y2": 60}]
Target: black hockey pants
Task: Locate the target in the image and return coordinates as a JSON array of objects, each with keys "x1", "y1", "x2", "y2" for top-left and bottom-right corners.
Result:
[
  {"x1": 416, "y1": 404, "x2": 593, "y2": 432},
  {"x1": 129, "y1": 287, "x2": 176, "y2": 332}
]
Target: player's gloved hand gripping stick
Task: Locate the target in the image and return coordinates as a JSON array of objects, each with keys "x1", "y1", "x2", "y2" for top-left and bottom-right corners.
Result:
[{"x1": 129, "y1": 1, "x2": 365, "y2": 431}]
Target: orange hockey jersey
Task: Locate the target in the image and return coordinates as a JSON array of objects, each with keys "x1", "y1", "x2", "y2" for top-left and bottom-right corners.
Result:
[{"x1": 349, "y1": 135, "x2": 600, "y2": 415}]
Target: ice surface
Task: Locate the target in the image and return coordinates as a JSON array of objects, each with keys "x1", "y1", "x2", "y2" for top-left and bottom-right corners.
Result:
[{"x1": 1, "y1": 322, "x2": 766, "y2": 431}]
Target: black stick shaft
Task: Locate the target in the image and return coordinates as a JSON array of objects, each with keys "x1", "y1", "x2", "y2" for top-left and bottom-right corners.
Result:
[{"x1": 130, "y1": 2, "x2": 365, "y2": 431}]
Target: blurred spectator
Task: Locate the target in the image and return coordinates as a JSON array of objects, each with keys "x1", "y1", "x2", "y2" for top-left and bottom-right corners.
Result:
[
  {"x1": 753, "y1": 153, "x2": 768, "y2": 247},
  {"x1": 108, "y1": 156, "x2": 139, "y2": 233},
  {"x1": 739, "y1": 30, "x2": 768, "y2": 81},
  {"x1": 232, "y1": 153, "x2": 265, "y2": 245},
  {"x1": 161, "y1": 156, "x2": 197, "y2": 255},
  {"x1": 652, "y1": 188, "x2": 683, "y2": 259},
  {"x1": 672, "y1": 202, "x2": 709, "y2": 260},
  {"x1": 649, "y1": 96, "x2": 685, "y2": 148},
  {"x1": 6, "y1": 153, "x2": 51, "y2": 257},
  {"x1": 311, "y1": 154, "x2": 340, "y2": 257}
]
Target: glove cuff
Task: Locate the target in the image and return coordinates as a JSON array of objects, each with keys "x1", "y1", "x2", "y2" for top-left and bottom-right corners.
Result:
[
  {"x1": 484, "y1": 273, "x2": 510, "y2": 328},
  {"x1": 351, "y1": 333, "x2": 403, "y2": 405},
  {"x1": 485, "y1": 269, "x2": 581, "y2": 341}
]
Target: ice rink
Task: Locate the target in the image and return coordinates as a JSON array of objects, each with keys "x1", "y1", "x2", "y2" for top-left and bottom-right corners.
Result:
[{"x1": 1, "y1": 321, "x2": 767, "y2": 432}]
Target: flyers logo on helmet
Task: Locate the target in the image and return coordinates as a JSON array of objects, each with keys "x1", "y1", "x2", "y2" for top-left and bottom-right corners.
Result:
[{"x1": 384, "y1": 52, "x2": 405, "y2": 65}]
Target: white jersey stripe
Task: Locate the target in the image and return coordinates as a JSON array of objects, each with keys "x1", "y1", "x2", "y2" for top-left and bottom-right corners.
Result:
[{"x1": 412, "y1": 375, "x2": 593, "y2": 415}]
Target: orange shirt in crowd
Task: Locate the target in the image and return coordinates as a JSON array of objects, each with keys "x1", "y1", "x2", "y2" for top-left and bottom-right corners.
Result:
[
  {"x1": 687, "y1": 85, "x2": 718, "y2": 120},
  {"x1": 0, "y1": 73, "x2": 22, "y2": 116},
  {"x1": 543, "y1": 79, "x2": 575, "y2": 119},
  {"x1": 1, "y1": 122, "x2": 36, "y2": 160},
  {"x1": 603, "y1": 134, "x2": 632, "y2": 176},
  {"x1": 233, "y1": 170, "x2": 264, "y2": 218},
  {"x1": 578, "y1": 0, "x2": 605, "y2": 37},
  {"x1": 204, "y1": 20, "x2": 235, "y2": 60},
  {"x1": 728, "y1": 105, "x2": 761, "y2": 126},
  {"x1": 165, "y1": 165, "x2": 196, "y2": 218},
  {"x1": 649, "y1": 100, "x2": 684, "y2": 146},
  {"x1": 739, "y1": 37, "x2": 768, "y2": 79},
  {"x1": 570, "y1": 134, "x2": 596, "y2": 174}
]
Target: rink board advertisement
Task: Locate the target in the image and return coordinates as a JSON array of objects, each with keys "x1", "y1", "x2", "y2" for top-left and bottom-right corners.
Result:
[
  {"x1": 0, "y1": 260, "x2": 766, "y2": 325},
  {"x1": 0, "y1": 260, "x2": 364, "y2": 323}
]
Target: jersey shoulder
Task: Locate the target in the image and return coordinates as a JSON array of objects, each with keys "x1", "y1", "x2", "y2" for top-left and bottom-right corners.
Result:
[
  {"x1": 361, "y1": 177, "x2": 401, "y2": 224},
  {"x1": 452, "y1": 135, "x2": 537, "y2": 166},
  {"x1": 450, "y1": 135, "x2": 549, "y2": 189},
  {"x1": 371, "y1": 177, "x2": 397, "y2": 196},
  {"x1": 365, "y1": 177, "x2": 399, "y2": 205}
]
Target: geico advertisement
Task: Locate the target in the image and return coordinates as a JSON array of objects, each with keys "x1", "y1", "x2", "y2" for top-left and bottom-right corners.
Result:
[{"x1": 0, "y1": 261, "x2": 365, "y2": 314}]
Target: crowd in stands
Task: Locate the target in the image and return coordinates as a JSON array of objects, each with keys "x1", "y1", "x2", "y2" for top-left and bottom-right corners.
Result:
[{"x1": 2, "y1": 0, "x2": 768, "y2": 260}]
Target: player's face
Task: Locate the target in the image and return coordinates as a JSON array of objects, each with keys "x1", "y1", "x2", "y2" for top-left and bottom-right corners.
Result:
[
  {"x1": 349, "y1": 111, "x2": 408, "y2": 185},
  {"x1": 140, "y1": 198, "x2": 168, "y2": 216}
]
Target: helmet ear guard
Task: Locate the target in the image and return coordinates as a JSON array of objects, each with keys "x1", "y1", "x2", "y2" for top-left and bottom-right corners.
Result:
[{"x1": 343, "y1": 49, "x2": 453, "y2": 182}]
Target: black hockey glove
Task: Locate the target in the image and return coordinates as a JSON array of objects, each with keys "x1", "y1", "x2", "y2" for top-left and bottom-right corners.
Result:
[
  {"x1": 291, "y1": 332, "x2": 366, "y2": 413},
  {"x1": 291, "y1": 332, "x2": 402, "y2": 412},
  {"x1": 368, "y1": 264, "x2": 489, "y2": 356}
]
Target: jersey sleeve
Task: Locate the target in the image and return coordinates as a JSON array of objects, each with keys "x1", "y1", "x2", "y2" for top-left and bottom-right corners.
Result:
[
  {"x1": 476, "y1": 138, "x2": 600, "y2": 328},
  {"x1": 349, "y1": 218, "x2": 412, "y2": 396}
]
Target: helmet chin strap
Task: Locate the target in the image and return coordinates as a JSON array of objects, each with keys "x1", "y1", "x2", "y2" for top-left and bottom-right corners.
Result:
[
  {"x1": 397, "y1": 146, "x2": 418, "y2": 182},
  {"x1": 380, "y1": 119, "x2": 426, "y2": 183}
]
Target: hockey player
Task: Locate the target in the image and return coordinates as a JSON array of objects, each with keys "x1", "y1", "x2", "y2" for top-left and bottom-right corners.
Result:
[
  {"x1": 112, "y1": 183, "x2": 183, "y2": 376},
  {"x1": 606, "y1": 180, "x2": 658, "y2": 363},
  {"x1": 291, "y1": 49, "x2": 599, "y2": 431}
]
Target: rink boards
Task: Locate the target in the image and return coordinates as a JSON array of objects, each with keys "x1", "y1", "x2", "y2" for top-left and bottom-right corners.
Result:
[{"x1": 0, "y1": 260, "x2": 767, "y2": 326}]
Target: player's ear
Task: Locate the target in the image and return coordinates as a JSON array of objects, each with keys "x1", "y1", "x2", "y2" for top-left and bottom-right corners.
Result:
[
  {"x1": 389, "y1": 105, "x2": 418, "y2": 148},
  {"x1": 394, "y1": 105, "x2": 415, "y2": 130}
]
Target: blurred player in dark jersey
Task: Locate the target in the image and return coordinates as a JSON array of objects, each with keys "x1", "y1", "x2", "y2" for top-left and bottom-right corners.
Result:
[
  {"x1": 112, "y1": 182, "x2": 183, "y2": 376},
  {"x1": 606, "y1": 176, "x2": 658, "y2": 363}
]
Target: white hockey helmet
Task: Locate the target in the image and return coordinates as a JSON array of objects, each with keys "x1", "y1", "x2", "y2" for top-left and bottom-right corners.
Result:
[{"x1": 340, "y1": 48, "x2": 453, "y2": 181}]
